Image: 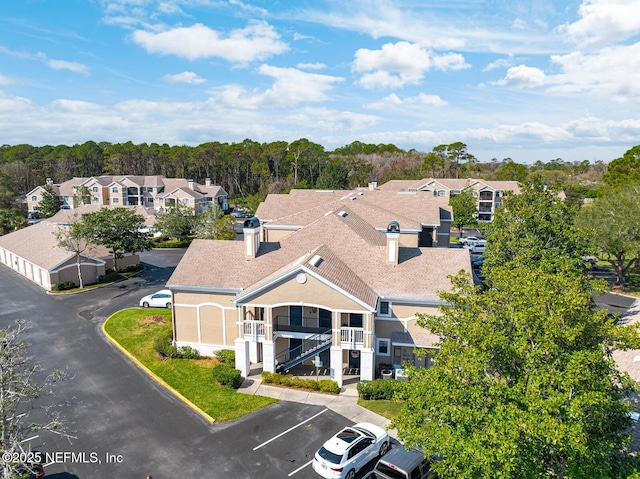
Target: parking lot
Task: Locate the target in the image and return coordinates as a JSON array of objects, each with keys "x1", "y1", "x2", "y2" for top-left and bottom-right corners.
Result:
[{"x1": 0, "y1": 249, "x2": 386, "y2": 478}]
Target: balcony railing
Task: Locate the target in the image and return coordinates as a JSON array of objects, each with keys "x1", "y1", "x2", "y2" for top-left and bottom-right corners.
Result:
[
  {"x1": 273, "y1": 315, "x2": 331, "y2": 334},
  {"x1": 340, "y1": 327, "x2": 364, "y2": 349},
  {"x1": 243, "y1": 320, "x2": 265, "y2": 340}
]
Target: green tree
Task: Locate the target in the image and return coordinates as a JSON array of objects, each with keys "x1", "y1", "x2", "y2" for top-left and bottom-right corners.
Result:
[
  {"x1": 195, "y1": 206, "x2": 236, "y2": 240},
  {"x1": 154, "y1": 202, "x2": 196, "y2": 240},
  {"x1": 36, "y1": 184, "x2": 61, "y2": 218},
  {"x1": 73, "y1": 185, "x2": 91, "y2": 208},
  {"x1": 482, "y1": 176, "x2": 589, "y2": 275},
  {"x1": 496, "y1": 159, "x2": 528, "y2": 182},
  {"x1": 54, "y1": 214, "x2": 94, "y2": 288},
  {"x1": 393, "y1": 178, "x2": 640, "y2": 478},
  {"x1": 81, "y1": 207, "x2": 152, "y2": 271},
  {"x1": 448, "y1": 189, "x2": 477, "y2": 237},
  {"x1": 315, "y1": 158, "x2": 349, "y2": 189},
  {"x1": 603, "y1": 145, "x2": 640, "y2": 186},
  {"x1": 576, "y1": 185, "x2": 640, "y2": 286}
]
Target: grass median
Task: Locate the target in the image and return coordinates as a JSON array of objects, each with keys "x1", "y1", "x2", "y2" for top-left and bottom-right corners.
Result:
[{"x1": 104, "y1": 308, "x2": 276, "y2": 422}]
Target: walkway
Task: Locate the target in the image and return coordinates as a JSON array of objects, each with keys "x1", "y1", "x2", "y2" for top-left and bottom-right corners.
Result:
[{"x1": 238, "y1": 375, "x2": 397, "y2": 439}]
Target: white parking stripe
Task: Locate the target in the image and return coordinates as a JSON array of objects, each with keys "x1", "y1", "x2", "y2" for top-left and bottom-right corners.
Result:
[
  {"x1": 288, "y1": 459, "x2": 313, "y2": 476},
  {"x1": 20, "y1": 435, "x2": 39, "y2": 443},
  {"x1": 253, "y1": 409, "x2": 328, "y2": 451}
]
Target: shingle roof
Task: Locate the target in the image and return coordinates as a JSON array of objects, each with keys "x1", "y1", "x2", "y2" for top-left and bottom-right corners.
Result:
[
  {"x1": 0, "y1": 221, "x2": 109, "y2": 270},
  {"x1": 168, "y1": 209, "x2": 471, "y2": 304},
  {"x1": 256, "y1": 189, "x2": 450, "y2": 230}
]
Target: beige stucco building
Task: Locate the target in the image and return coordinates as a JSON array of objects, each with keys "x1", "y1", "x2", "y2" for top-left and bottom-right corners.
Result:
[
  {"x1": 26, "y1": 175, "x2": 228, "y2": 215},
  {"x1": 168, "y1": 189, "x2": 471, "y2": 386}
]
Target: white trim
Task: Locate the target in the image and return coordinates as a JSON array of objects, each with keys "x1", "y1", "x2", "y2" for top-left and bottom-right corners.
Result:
[
  {"x1": 376, "y1": 338, "x2": 391, "y2": 356},
  {"x1": 233, "y1": 266, "x2": 376, "y2": 312},
  {"x1": 378, "y1": 300, "x2": 392, "y2": 317},
  {"x1": 174, "y1": 302, "x2": 235, "y2": 311}
]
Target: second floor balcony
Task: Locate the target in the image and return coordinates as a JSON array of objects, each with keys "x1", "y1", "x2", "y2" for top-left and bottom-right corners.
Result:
[{"x1": 273, "y1": 315, "x2": 330, "y2": 335}]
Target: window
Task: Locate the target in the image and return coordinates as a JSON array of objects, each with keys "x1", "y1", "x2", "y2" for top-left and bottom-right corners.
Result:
[
  {"x1": 379, "y1": 300, "x2": 391, "y2": 317},
  {"x1": 182, "y1": 198, "x2": 189, "y2": 204},
  {"x1": 93, "y1": 196, "x2": 99, "y2": 203},
  {"x1": 31, "y1": 196, "x2": 37, "y2": 201},
  {"x1": 376, "y1": 338, "x2": 391, "y2": 356},
  {"x1": 92, "y1": 186, "x2": 98, "y2": 192},
  {"x1": 112, "y1": 187, "x2": 118, "y2": 193},
  {"x1": 436, "y1": 190, "x2": 446, "y2": 197},
  {"x1": 112, "y1": 198, "x2": 119, "y2": 203}
]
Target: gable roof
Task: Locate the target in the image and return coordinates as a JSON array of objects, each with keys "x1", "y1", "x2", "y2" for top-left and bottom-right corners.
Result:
[
  {"x1": 168, "y1": 209, "x2": 471, "y2": 303},
  {"x1": 0, "y1": 221, "x2": 108, "y2": 271}
]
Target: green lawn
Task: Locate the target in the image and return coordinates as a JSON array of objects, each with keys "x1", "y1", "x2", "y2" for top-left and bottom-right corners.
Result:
[
  {"x1": 103, "y1": 309, "x2": 276, "y2": 422},
  {"x1": 357, "y1": 399, "x2": 404, "y2": 421}
]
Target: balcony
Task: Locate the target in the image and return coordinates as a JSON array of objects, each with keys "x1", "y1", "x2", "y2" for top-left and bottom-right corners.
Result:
[
  {"x1": 273, "y1": 315, "x2": 331, "y2": 335},
  {"x1": 243, "y1": 320, "x2": 265, "y2": 341},
  {"x1": 340, "y1": 327, "x2": 364, "y2": 349}
]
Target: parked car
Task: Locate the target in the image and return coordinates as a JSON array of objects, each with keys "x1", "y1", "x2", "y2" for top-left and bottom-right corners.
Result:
[
  {"x1": 458, "y1": 236, "x2": 482, "y2": 246},
  {"x1": 367, "y1": 446, "x2": 438, "y2": 479},
  {"x1": 312, "y1": 422, "x2": 389, "y2": 479},
  {"x1": 139, "y1": 289, "x2": 173, "y2": 308},
  {"x1": 230, "y1": 208, "x2": 251, "y2": 219},
  {"x1": 470, "y1": 240, "x2": 486, "y2": 254},
  {"x1": 27, "y1": 212, "x2": 40, "y2": 220}
]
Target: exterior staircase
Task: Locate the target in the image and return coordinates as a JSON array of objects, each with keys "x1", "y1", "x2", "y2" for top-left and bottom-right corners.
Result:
[{"x1": 275, "y1": 330, "x2": 332, "y2": 373}]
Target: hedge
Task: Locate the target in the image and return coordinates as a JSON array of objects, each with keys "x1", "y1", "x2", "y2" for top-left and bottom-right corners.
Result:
[
  {"x1": 356, "y1": 379, "x2": 410, "y2": 400},
  {"x1": 214, "y1": 349, "x2": 236, "y2": 366},
  {"x1": 261, "y1": 371, "x2": 340, "y2": 394},
  {"x1": 212, "y1": 363, "x2": 242, "y2": 389}
]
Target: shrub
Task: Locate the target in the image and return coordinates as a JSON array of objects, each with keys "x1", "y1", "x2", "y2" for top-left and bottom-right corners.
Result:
[
  {"x1": 260, "y1": 371, "x2": 339, "y2": 394},
  {"x1": 98, "y1": 271, "x2": 119, "y2": 283},
  {"x1": 152, "y1": 238, "x2": 193, "y2": 248},
  {"x1": 177, "y1": 346, "x2": 200, "y2": 360},
  {"x1": 116, "y1": 264, "x2": 143, "y2": 274},
  {"x1": 357, "y1": 379, "x2": 402, "y2": 400},
  {"x1": 154, "y1": 332, "x2": 178, "y2": 359},
  {"x1": 214, "y1": 349, "x2": 236, "y2": 366},
  {"x1": 212, "y1": 364, "x2": 242, "y2": 389},
  {"x1": 53, "y1": 280, "x2": 76, "y2": 291}
]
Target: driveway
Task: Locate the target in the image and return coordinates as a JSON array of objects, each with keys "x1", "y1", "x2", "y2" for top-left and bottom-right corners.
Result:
[{"x1": 0, "y1": 249, "x2": 362, "y2": 478}]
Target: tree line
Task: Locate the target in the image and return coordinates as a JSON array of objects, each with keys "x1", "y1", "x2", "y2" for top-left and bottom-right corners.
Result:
[{"x1": 0, "y1": 139, "x2": 611, "y2": 202}]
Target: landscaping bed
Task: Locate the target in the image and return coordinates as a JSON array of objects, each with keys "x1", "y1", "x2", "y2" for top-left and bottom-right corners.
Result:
[{"x1": 103, "y1": 309, "x2": 275, "y2": 422}]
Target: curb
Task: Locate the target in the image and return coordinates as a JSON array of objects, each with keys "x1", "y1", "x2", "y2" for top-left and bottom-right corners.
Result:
[{"x1": 101, "y1": 314, "x2": 216, "y2": 424}]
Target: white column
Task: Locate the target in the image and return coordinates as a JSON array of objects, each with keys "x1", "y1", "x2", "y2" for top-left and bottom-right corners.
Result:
[
  {"x1": 249, "y1": 340, "x2": 259, "y2": 363},
  {"x1": 330, "y1": 346, "x2": 343, "y2": 388},
  {"x1": 235, "y1": 338, "x2": 250, "y2": 378},
  {"x1": 263, "y1": 340, "x2": 276, "y2": 373},
  {"x1": 360, "y1": 349, "x2": 375, "y2": 381}
]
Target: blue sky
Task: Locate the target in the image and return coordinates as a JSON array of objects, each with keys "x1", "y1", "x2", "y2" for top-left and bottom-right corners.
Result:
[{"x1": 1, "y1": 0, "x2": 639, "y2": 164}]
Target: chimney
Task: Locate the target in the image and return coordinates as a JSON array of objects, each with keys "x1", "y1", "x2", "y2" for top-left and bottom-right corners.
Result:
[
  {"x1": 386, "y1": 221, "x2": 400, "y2": 265},
  {"x1": 205, "y1": 178, "x2": 212, "y2": 187},
  {"x1": 243, "y1": 217, "x2": 261, "y2": 259},
  {"x1": 188, "y1": 179, "x2": 195, "y2": 190}
]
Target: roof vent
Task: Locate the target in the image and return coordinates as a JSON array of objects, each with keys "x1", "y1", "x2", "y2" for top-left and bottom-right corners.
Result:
[
  {"x1": 350, "y1": 196, "x2": 357, "y2": 200},
  {"x1": 308, "y1": 254, "x2": 323, "y2": 267},
  {"x1": 358, "y1": 192, "x2": 364, "y2": 196},
  {"x1": 387, "y1": 221, "x2": 400, "y2": 233},
  {"x1": 338, "y1": 211, "x2": 347, "y2": 217},
  {"x1": 243, "y1": 216, "x2": 260, "y2": 228}
]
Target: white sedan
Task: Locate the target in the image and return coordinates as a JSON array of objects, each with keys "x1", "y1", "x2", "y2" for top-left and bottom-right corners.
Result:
[
  {"x1": 313, "y1": 422, "x2": 389, "y2": 479},
  {"x1": 139, "y1": 289, "x2": 173, "y2": 308}
]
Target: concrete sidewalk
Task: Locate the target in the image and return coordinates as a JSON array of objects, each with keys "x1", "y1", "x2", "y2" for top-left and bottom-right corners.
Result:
[{"x1": 238, "y1": 376, "x2": 397, "y2": 439}]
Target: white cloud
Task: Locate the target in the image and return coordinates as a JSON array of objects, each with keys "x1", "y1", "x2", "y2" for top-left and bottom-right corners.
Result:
[
  {"x1": 546, "y1": 42, "x2": 640, "y2": 100},
  {"x1": 163, "y1": 71, "x2": 206, "y2": 84},
  {"x1": 352, "y1": 41, "x2": 469, "y2": 89},
  {"x1": 494, "y1": 65, "x2": 546, "y2": 88},
  {"x1": 364, "y1": 92, "x2": 447, "y2": 110},
  {"x1": 0, "y1": 74, "x2": 15, "y2": 86},
  {"x1": 47, "y1": 59, "x2": 90, "y2": 75},
  {"x1": 512, "y1": 18, "x2": 527, "y2": 30},
  {"x1": 207, "y1": 65, "x2": 343, "y2": 108},
  {"x1": 296, "y1": 62, "x2": 326, "y2": 70},
  {"x1": 559, "y1": 0, "x2": 640, "y2": 46},
  {"x1": 132, "y1": 21, "x2": 289, "y2": 63},
  {"x1": 483, "y1": 57, "x2": 516, "y2": 72}
]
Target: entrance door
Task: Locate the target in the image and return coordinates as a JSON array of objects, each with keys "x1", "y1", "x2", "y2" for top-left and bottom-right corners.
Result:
[
  {"x1": 319, "y1": 309, "x2": 331, "y2": 329},
  {"x1": 290, "y1": 306, "x2": 303, "y2": 327},
  {"x1": 348, "y1": 350, "x2": 361, "y2": 369},
  {"x1": 290, "y1": 338, "x2": 302, "y2": 358}
]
